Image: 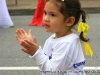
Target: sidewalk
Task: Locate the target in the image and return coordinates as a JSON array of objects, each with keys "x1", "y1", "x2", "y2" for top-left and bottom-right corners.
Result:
[{"x1": 7, "y1": 0, "x2": 100, "y2": 15}]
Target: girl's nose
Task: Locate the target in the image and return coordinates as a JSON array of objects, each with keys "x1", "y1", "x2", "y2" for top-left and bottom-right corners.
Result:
[{"x1": 43, "y1": 15, "x2": 49, "y2": 22}]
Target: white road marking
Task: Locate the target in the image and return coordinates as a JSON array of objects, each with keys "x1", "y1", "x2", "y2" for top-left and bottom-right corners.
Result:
[
  {"x1": 84, "y1": 67, "x2": 100, "y2": 70},
  {"x1": 0, "y1": 67, "x2": 39, "y2": 70},
  {"x1": 0, "y1": 67, "x2": 100, "y2": 70}
]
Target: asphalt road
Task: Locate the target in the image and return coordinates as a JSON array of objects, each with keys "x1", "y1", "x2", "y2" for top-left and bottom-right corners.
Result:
[{"x1": 0, "y1": 13, "x2": 100, "y2": 75}]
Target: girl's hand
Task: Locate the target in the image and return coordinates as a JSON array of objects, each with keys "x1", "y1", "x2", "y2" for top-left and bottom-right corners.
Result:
[
  {"x1": 16, "y1": 28, "x2": 33, "y2": 43},
  {"x1": 20, "y1": 36, "x2": 39, "y2": 56},
  {"x1": 16, "y1": 28, "x2": 39, "y2": 55}
]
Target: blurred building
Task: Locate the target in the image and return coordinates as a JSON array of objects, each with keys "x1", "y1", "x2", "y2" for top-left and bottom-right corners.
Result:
[{"x1": 6, "y1": 0, "x2": 100, "y2": 7}]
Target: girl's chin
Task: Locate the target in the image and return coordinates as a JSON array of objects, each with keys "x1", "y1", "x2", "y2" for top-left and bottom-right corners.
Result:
[
  {"x1": 45, "y1": 29, "x2": 51, "y2": 32},
  {"x1": 45, "y1": 29, "x2": 53, "y2": 33}
]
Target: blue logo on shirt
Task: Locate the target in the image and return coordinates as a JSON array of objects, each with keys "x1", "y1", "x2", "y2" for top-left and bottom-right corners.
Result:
[
  {"x1": 49, "y1": 56, "x2": 52, "y2": 60},
  {"x1": 51, "y1": 48, "x2": 54, "y2": 51},
  {"x1": 73, "y1": 61, "x2": 85, "y2": 68},
  {"x1": 49, "y1": 48, "x2": 54, "y2": 60}
]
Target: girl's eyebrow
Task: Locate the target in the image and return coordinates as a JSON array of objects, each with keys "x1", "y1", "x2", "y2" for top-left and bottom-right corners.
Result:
[{"x1": 44, "y1": 9, "x2": 58, "y2": 14}]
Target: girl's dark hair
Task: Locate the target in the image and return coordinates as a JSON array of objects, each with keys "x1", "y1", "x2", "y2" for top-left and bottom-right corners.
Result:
[{"x1": 46, "y1": 0, "x2": 89, "y2": 42}]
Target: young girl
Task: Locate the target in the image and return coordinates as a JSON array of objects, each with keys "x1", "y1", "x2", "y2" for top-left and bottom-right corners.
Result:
[{"x1": 16, "y1": 0, "x2": 93, "y2": 75}]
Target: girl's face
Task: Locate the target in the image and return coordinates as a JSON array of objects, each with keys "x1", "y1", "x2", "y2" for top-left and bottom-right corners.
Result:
[{"x1": 43, "y1": 1, "x2": 70, "y2": 34}]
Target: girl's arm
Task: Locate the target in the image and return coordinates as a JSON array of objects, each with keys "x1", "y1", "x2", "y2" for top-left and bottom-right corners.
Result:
[
  {"x1": 29, "y1": 42, "x2": 71, "y2": 71},
  {"x1": 27, "y1": 39, "x2": 83, "y2": 74}
]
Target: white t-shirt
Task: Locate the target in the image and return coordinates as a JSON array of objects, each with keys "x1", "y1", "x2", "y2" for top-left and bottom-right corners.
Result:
[{"x1": 29, "y1": 33, "x2": 86, "y2": 75}]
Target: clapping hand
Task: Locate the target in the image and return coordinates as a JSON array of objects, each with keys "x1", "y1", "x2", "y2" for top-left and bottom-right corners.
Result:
[{"x1": 16, "y1": 28, "x2": 39, "y2": 56}]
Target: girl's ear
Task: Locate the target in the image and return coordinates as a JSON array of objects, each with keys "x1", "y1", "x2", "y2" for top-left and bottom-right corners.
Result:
[{"x1": 65, "y1": 16, "x2": 75, "y2": 27}]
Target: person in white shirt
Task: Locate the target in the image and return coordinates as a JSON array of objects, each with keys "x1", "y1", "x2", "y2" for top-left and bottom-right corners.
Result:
[{"x1": 15, "y1": 0, "x2": 93, "y2": 75}]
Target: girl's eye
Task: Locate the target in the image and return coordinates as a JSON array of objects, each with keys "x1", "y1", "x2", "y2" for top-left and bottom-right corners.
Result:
[
  {"x1": 44, "y1": 11, "x2": 47, "y2": 15},
  {"x1": 51, "y1": 13, "x2": 56, "y2": 17}
]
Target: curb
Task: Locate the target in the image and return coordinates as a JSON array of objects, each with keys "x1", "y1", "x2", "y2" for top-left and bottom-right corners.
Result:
[{"x1": 9, "y1": 9, "x2": 36, "y2": 16}]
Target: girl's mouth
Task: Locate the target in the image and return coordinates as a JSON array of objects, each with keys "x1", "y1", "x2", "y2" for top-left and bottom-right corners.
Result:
[{"x1": 44, "y1": 24, "x2": 50, "y2": 28}]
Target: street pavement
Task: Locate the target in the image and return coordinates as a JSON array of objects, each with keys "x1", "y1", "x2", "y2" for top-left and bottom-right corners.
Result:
[{"x1": 0, "y1": 13, "x2": 100, "y2": 75}]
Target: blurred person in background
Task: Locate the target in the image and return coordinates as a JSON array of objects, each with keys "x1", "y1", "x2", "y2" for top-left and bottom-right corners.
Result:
[{"x1": 0, "y1": 0, "x2": 14, "y2": 28}]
